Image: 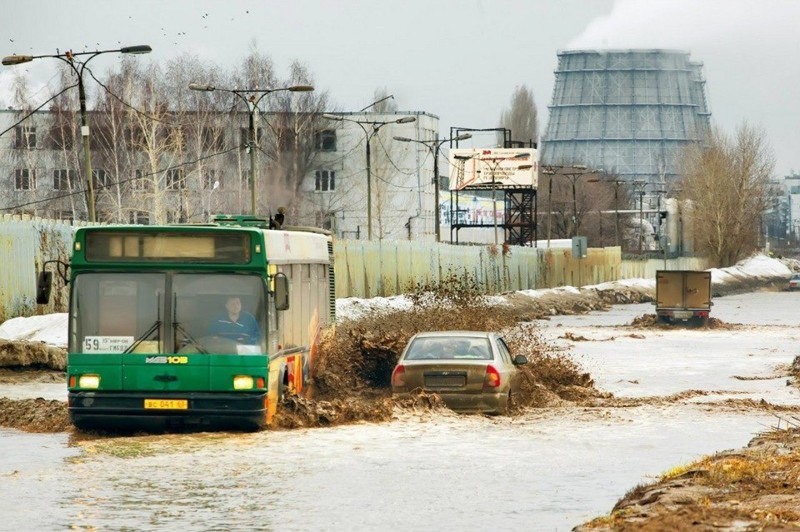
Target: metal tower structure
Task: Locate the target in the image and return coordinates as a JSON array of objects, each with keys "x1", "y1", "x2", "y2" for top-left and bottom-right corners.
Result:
[{"x1": 541, "y1": 49, "x2": 712, "y2": 185}]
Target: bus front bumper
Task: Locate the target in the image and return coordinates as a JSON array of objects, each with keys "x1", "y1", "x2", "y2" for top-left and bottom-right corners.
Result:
[{"x1": 68, "y1": 391, "x2": 268, "y2": 431}]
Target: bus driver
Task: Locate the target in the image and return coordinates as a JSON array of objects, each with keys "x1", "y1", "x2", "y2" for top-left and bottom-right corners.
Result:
[{"x1": 208, "y1": 296, "x2": 260, "y2": 344}]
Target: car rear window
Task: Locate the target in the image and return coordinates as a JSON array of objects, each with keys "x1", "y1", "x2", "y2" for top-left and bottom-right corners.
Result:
[{"x1": 404, "y1": 337, "x2": 492, "y2": 360}]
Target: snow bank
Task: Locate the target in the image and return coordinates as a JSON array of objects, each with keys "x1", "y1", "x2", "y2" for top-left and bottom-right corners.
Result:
[
  {"x1": 709, "y1": 254, "x2": 793, "y2": 285},
  {"x1": 336, "y1": 295, "x2": 414, "y2": 321},
  {"x1": 0, "y1": 313, "x2": 68, "y2": 347},
  {"x1": 1, "y1": 254, "x2": 793, "y2": 348}
]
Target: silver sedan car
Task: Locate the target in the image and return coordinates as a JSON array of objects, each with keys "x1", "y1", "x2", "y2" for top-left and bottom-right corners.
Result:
[{"x1": 391, "y1": 331, "x2": 528, "y2": 414}]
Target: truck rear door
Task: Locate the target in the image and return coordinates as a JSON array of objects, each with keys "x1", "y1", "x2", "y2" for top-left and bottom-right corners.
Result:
[{"x1": 684, "y1": 272, "x2": 712, "y2": 309}]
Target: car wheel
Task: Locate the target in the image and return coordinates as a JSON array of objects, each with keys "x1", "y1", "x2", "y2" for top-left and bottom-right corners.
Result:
[
  {"x1": 507, "y1": 391, "x2": 518, "y2": 414},
  {"x1": 494, "y1": 391, "x2": 512, "y2": 416}
]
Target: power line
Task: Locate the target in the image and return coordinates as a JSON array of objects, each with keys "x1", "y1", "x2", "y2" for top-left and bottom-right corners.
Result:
[
  {"x1": 84, "y1": 65, "x2": 179, "y2": 125},
  {"x1": 1, "y1": 145, "x2": 239, "y2": 213},
  {"x1": 0, "y1": 84, "x2": 78, "y2": 138}
]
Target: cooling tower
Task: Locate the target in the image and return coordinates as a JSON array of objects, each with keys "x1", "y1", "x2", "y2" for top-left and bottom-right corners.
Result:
[{"x1": 541, "y1": 49, "x2": 711, "y2": 183}]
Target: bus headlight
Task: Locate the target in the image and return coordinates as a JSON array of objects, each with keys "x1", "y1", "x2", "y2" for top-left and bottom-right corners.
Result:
[
  {"x1": 78, "y1": 374, "x2": 100, "y2": 389},
  {"x1": 233, "y1": 375, "x2": 254, "y2": 390}
]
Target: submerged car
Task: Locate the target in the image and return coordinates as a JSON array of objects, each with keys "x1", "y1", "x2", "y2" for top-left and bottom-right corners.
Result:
[
  {"x1": 391, "y1": 331, "x2": 528, "y2": 415},
  {"x1": 789, "y1": 273, "x2": 800, "y2": 291}
]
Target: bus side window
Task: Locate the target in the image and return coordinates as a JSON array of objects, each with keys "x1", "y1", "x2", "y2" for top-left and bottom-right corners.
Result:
[{"x1": 274, "y1": 272, "x2": 290, "y2": 311}]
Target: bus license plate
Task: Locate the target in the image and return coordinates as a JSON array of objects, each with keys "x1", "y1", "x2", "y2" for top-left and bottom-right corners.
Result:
[{"x1": 144, "y1": 399, "x2": 188, "y2": 410}]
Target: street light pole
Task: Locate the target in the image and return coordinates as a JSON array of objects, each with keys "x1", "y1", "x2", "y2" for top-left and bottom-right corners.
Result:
[
  {"x1": 547, "y1": 171, "x2": 553, "y2": 248},
  {"x1": 190, "y1": 83, "x2": 314, "y2": 216},
  {"x1": 323, "y1": 114, "x2": 416, "y2": 240},
  {"x1": 3, "y1": 45, "x2": 152, "y2": 222},
  {"x1": 633, "y1": 180, "x2": 647, "y2": 254},
  {"x1": 393, "y1": 133, "x2": 472, "y2": 242},
  {"x1": 614, "y1": 181, "x2": 621, "y2": 248}
]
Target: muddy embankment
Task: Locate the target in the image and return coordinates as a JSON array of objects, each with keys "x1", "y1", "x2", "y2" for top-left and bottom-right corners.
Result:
[{"x1": 576, "y1": 416, "x2": 800, "y2": 530}]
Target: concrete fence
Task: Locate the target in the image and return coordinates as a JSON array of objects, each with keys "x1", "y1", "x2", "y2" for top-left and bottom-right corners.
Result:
[{"x1": 0, "y1": 216, "x2": 712, "y2": 319}]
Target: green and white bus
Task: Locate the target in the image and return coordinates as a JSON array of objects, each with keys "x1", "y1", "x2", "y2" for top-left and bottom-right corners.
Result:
[{"x1": 38, "y1": 215, "x2": 335, "y2": 431}]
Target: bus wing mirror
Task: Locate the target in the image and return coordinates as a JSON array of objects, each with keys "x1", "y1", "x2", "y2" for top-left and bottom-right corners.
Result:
[
  {"x1": 36, "y1": 271, "x2": 53, "y2": 304},
  {"x1": 274, "y1": 272, "x2": 290, "y2": 311}
]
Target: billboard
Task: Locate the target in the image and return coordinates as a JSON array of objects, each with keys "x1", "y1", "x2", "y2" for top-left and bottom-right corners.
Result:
[{"x1": 448, "y1": 148, "x2": 538, "y2": 191}]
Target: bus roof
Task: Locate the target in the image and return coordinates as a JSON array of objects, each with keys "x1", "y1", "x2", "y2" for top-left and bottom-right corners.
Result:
[{"x1": 72, "y1": 222, "x2": 331, "y2": 267}]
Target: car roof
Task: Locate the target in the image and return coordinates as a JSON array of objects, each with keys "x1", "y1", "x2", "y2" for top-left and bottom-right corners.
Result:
[{"x1": 411, "y1": 331, "x2": 494, "y2": 339}]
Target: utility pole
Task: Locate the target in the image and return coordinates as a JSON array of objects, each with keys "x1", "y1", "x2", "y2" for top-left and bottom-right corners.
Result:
[
  {"x1": 393, "y1": 133, "x2": 472, "y2": 242},
  {"x1": 3, "y1": 45, "x2": 152, "y2": 221},
  {"x1": 324, "y1": 114, "x2": 416, "y2": 240}
]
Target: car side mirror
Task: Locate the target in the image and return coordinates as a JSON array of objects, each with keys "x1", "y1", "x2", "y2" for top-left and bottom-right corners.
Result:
[
  {"x1": 513, "y1": 354, "x2": 528, "y2": 366},
  {"x1": 36, "y1": 271, "x2": 53, "y2": 304},
  {"x1": 274, "y1": 272, "x2": 290, "y2": 311}
]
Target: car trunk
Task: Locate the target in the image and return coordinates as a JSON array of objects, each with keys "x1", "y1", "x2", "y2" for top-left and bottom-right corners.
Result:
[{"x1": 402, "y1": 360, "x2": 489, "y2": 393}]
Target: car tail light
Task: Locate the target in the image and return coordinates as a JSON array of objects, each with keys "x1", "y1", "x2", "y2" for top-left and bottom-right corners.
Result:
[
  {"x1": 483, "y1": 365, "x2": 501, "y2": 389},
  {"x1": 391, "y1": 365, "x2": 406, "y2": 388}
]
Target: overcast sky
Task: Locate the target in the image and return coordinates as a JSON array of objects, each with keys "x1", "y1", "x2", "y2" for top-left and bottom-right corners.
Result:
[{"x1": 1, "y1": 0, "x2": 797, "y2": 176}]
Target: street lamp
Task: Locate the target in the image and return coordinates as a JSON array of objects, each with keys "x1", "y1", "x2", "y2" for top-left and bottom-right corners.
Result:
[
  {"x1": 3, "y1": 45, "x2": 152, "y2": 222},
  {"x1": 393, "y1": 133, "x2": 472, "y2": 242},
  {"x1": 190, "y1": 83, "x2": 314, "y2": 216},
  {"x1": 322, "y1": 113, "x2": 416, "y2": 240},
  {"x1": 632, "y1": 180, "x2": 648, "y2": 254},
  {"x1": 608, "y1": 179, "x2": 626, "y2": 248}
]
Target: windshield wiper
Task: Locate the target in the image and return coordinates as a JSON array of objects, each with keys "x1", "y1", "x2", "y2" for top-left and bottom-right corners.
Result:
[
  {"x1": 123, "y1": 290, "x2": 162, "y2": 354},
  {"x1": 123, "y1": 320, "x2": 162, "y2": 354},
  {"x1": 174, "y1": 321, "x2": 209, "y2": 354}
]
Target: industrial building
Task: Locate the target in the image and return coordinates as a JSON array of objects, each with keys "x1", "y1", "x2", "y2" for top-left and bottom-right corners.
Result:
[{"x1": 541, "y1": 49, "x2": 712, "y2": 185}]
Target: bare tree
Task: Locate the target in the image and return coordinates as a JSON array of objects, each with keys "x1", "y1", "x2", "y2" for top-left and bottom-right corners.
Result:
[
  {"x1": 7, "y1": 72, "x2": 47, "y2": 217},
  {"x1": 1, "y1": 46, "x2": 332, "y2": 228},
  {"x1": 260, "y1": 60, "x2": 330, "y2": 223},
  {"x1": 498, "y1": 85, "x2": 538, "y2": 147},
  {"x1": 678, "y1": 122, "x2": 775, "y2": 267},
  {"x1": 46, "y1": 67, "x2": 82, "y2": 219},
  {"x1": 540, "y1": 169, "x2": 627, "y2": 247},
  {"x1": 370, "y1": 126, "x2": 406, "y2": 239},
  {"x1": 369, "y1": 87, "x2": 397, "y2": 113}
]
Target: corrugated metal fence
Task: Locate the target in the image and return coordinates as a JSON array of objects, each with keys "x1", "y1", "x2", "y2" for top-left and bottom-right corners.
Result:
[
  {"x1": 0, "y1": 215, "x2": 81, "y2": 321},
  {"x1": 0, "y1": 215, "x2": 712, "y2": 319},
  {"x1": 333, "y1": 240, "x2": 626, "y2": 298}
]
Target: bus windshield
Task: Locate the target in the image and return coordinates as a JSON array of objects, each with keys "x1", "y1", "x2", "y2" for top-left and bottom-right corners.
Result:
[{"x1": 70, "y1": 273, "x2": 268, "y2": 355}]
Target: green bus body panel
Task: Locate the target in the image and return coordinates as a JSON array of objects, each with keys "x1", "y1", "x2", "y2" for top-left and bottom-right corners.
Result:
[
  {"x1": 67, "y1": 354, "x2": 124, "y2": 389},
  {"x1": 68, "y1": 353, "x2": 269, "y2": 392},
  {"x1": 65, "y1": 222, "x2": 333, "y2": 429}
]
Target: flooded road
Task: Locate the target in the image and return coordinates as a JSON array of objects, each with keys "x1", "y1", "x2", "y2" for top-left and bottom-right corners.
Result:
[
  {"x1": 0, "y1": 408, "x2": 779, "y2": 531},
  {"x1": 2, "y1": 291, "x2": 799, "y2": 531}
]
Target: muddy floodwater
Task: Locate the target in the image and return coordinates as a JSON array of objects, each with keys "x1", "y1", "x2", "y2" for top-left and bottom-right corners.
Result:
[
  {"x1": 0, "y1": 408, "x2": 780, "y2": 531},
  {"x1": 2, "y1": 291, "x2": 800, "y2": 531}
]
